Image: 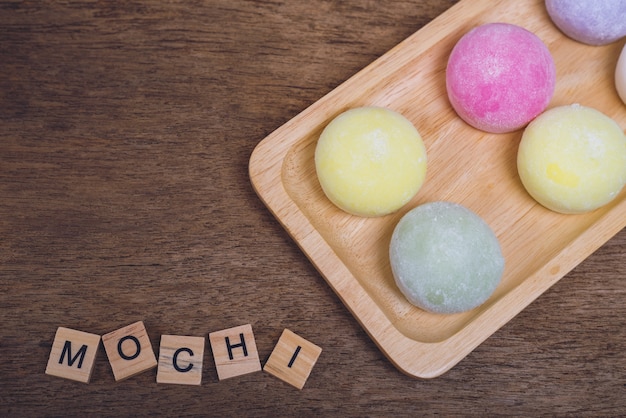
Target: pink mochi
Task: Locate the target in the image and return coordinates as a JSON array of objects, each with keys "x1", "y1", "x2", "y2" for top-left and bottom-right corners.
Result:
[{"x1": 446, "y1": 23, "x2": 556, "y2": 133}]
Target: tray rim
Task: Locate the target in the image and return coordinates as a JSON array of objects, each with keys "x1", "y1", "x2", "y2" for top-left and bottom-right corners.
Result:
[{"x1": 248, "y1": 0, "x2": 626, "y2": 378}]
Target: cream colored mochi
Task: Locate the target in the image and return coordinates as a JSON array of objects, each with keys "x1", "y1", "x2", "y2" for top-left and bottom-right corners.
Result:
[
  {"x1": 315, "y1": 107, "x2": 427, "y2": 217},
  {"x1": 517, "y1": 104, "x2": 626, "y2": 214},
  {"x1": 616, "y1": 43, "x2": 626, "y2": 105}
]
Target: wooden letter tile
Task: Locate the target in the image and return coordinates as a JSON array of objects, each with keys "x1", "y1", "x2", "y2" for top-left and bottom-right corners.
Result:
[
  {"x1": 263, "y1": 329, "x2": 322, "y2": 390},
  {"x1": 102, "y1": 321, "x2": 157, "y2": 382},
  {"x1": 45, "y1": 327, "x2": 101, "y2": 383},
  {"x1": 208, "y1": 324, "x2": 261, "y2": 380},
  {"x1": 156, "y1": 335, "x2": 205, "y2": 385}
]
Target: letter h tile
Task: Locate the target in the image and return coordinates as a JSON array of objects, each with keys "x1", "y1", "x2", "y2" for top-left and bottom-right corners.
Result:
[{"x1": 208, "y1": 324, "x2": 261, "y2": 380}]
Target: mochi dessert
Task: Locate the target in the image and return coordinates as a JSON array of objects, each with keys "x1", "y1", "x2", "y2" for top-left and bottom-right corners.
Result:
[
  {"x1": 517, "y1": 104, "x2": 626, "y2": 214},
  {"x1": 315, "y1": 107, "x2": 427, "y2": 217},
  {"x1": 389, "y1": 201, "x2": 505, "y2": 314},
  {"x1": 446, "y1": 23, "x2": 556, "y2": 133},
  {"x1": 616, "y1": 44, "x2": 626, "y2": 105},
  {"x1": 546, "y1": 0, "x2": 626, "y2": 45}
]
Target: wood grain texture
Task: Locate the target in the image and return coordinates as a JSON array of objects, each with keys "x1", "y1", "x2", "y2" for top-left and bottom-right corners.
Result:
[
  {"x1": 156, "y1": 335, "x2": 205, "y2": 386},
  {"x1": 249, "y1": 0, "x2": 626, "y2": 379},
  {"x1": 45, "y1": 327, "x2": 101, "y2": 383},
  {"x1": 102, "y1": 321, "x2": 157, "y2": 381},
  {"x1": 209, "y1": 324, "x2": 262, "y2": 380},
  {"x1": 1, "y1": 0, "x2": 625, "y2": 415},
  {"x1": 264, "y1": 328, "x2": 322, "y2": 390}
]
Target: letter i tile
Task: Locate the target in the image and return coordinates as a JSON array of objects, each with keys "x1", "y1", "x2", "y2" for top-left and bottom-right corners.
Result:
[
  {"x1": 45, "y1": 327, "x2": 101, "y2": 383},
  {"x1": 263, "y1": 329, "x2": 322, "y2": 390},
  {"x1": 102, "y1": 321, "x2": 157, "y2": 382},
  {"x1": 208, "y1": 324, "x2": 261, "y2": 380}
]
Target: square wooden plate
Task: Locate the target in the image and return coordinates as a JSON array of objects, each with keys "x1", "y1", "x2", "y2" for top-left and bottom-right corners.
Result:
[{"x1": 249, "y1": 0, "x2": 626, "y2": 378}]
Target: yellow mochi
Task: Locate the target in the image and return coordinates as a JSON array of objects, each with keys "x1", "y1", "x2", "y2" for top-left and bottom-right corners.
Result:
[
  {"x1": 517, "y1": 104, "x2": 626, "y2": 214},
  {"x1": 315, "y1": 107, "x2": 427, "y2": 217}
]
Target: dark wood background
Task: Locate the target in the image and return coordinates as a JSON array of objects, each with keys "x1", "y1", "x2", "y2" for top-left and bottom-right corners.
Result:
[{"x1": 1, "y1": 1, "x2": 625, "y2": 415}]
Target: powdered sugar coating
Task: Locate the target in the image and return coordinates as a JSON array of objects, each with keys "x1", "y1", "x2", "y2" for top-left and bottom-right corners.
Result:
[
  {"x1": 616, "y1": 44, "x2": 626, "y2": 105},
  {"x1": 446, "y1": 23, "x2": 556, "y2": 133},
  {"x1": 389, "y1": 201, "x2": 505, "y2": 314},
  {"x1": 517, "y1": 104, "x2": 626, "y2": 214},
  {"x1": 546, "y1": 0, "x2": 626, "y2": 46},
  {"x1": 315, "y1": 107, "x2": 427, "y2": 217}
]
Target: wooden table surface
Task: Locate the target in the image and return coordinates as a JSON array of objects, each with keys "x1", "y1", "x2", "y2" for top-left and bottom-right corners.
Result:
[{"x1": 1, "y1": 1, "x2": 625, "y2": 415}]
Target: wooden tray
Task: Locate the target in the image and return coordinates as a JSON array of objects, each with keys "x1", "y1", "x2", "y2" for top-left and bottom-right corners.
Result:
[{"x1": 249, "y1": 0, "x2": 626, "y2": 378}]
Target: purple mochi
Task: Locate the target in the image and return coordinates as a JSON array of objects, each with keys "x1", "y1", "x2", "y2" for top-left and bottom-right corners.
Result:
[{"x1": 546, "y1": 0, "x2": 626, "y2": 45}]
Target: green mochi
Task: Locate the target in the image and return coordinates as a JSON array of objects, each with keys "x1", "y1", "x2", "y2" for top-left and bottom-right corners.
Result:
[{"x1": 389, "y1": 201, "x2": 505, "y2": 314}]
